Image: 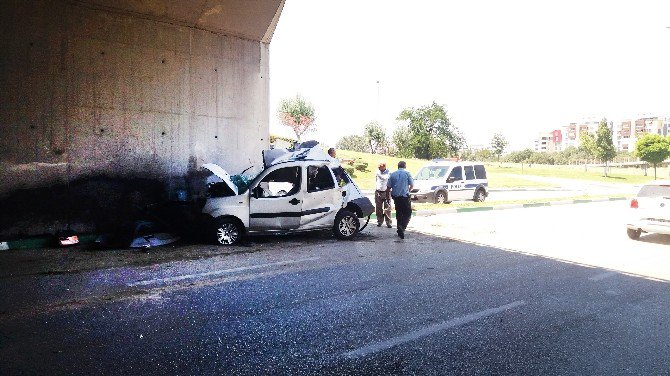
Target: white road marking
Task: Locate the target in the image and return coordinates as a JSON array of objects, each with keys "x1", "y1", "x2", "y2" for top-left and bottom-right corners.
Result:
[
  {"x1": 129, "y1": 256, "x2": 320, "y2": 287},
  {"x1": 589, "y1": 271, "x2": 619, "y2": 281},
  {"x1": 343, "y1": 300, "x2": 526, "y2": 359}
]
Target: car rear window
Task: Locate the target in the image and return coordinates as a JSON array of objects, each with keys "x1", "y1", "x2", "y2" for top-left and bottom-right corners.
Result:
[
  {"x1": 474, "y1": 165, "x2": 487, "y2": 179},
  {"x1": 638, "y1": 185, "x2": 670, "y2": 198},
  {"x1": 464, "y1": 165, "x2": 475, "y2": 180}
]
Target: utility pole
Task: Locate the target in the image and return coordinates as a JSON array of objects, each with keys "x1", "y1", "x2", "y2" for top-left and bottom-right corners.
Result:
[{"x1": 376, "y1": 80, "x2": 381, "y2": 121}]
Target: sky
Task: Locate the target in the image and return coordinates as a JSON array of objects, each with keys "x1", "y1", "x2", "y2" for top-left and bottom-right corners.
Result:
[{"x1": 268, "y1": 0, "x2": 670, "y2": 151}]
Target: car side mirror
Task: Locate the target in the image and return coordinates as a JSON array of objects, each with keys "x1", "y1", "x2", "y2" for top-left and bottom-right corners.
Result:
[
  {"x1": 251, "y1": 186, "x2": 261, "y2": 199},
  {"x1": 447, "y1": 176, "x2": 456, "y2": 183}
]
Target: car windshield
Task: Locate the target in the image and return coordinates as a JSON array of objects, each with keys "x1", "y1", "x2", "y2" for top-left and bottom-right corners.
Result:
[
  {"x1": 638, "y1": 185, "x2": 670, "y2": 198},
  {"x1": 415, "y1": 166, "x2": 449, "y2": 180}
]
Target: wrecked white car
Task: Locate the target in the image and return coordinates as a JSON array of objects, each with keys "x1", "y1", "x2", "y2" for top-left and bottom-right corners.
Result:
[{"x1": 200, "y1": 143, "x2": 374, "y2": 245}]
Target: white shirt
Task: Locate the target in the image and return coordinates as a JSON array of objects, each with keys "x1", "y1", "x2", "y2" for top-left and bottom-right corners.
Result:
[{"x1": 375, "y1": 169, "x2": 391, "y2": 191}]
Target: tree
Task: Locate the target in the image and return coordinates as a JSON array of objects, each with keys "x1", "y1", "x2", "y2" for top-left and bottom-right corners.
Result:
[
  {"x1": 336, "y1": 135, "x2": 368, "y2": 153},
  {"x1": 593, "y1": 118, "x2": 617, "y2": 177},
  {"x1": 504, "y1": 149, "x2": 534, "y2": 164},
  {"x1": 490, "y1": 133, "x2": 508, "y2": 163},
  {"x1": 555, "y1": 146, "x2": 579, "y2": 165},
  {"x1": 474, "y1": 148, "x2": 494, "y2": 162},
  {"x1": 579, "y1": 132, "x2": 596, "y2": 172},
  {"x1": 634, "y1": 134, "x2": 670, "y2": 180},
  {"x1": 396, "y1": 102, "x2": 464, "y2": 159},
  {"x1": 392, "y1": 125, "x2": 414, "y2": 158},
  {"x1": 277, "y1": 95, "x2": 316, "y2": 142},
  {"x1": 363, "y1": 121, "x2": 387, "y2": 154}
]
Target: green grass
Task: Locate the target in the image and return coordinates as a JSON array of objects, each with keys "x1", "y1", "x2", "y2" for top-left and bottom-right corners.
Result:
[
  {"x1": 337, "y1": 150, "x2": 553, "y2": 190},
  {"x1": 337, "y1": 150, "x2": 426, "y2": 191},
  {"x1": 486, "y1": 163, "x2": 663, "y2": 185}
]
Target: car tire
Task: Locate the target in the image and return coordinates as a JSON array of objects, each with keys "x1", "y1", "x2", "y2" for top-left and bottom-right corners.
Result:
[
  {"x1": 434, "y1": 190, "x2": 448, "y2": 204},
  {"x1": 212, "y1": 217, "x2": 243, "y2": 246},
  {"x1": 627, "y1": 228, "x2": 641, "y2": 240},
  {"x1": 333, "y1": 210, "x2": 360, "y2": 240},
  {"x1": 473, "y1": 188, "x2": 486, "y2": 202}
]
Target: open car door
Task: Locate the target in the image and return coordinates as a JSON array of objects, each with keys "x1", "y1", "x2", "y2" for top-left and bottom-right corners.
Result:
[{"x1": 248, "y1": 165, "x2": 304, "y2": 231}]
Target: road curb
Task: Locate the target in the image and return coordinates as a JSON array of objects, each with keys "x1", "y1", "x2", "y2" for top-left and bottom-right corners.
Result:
[{"x1": 370, "y1": 196, "x2": 628, "y2": 220}]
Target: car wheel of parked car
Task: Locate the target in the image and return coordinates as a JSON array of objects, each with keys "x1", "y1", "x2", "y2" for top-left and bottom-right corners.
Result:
[
  {"x1": 333, "y1": 210, "x2": 360, "y2": 240},
  {"x1": 213, "y1": 217, "x2": 243, "y2": 245},
  {"x1": 626, "y1": 228, "x2": 641, "y2": 240},
  {"x1": 435, "y1": 190, "x2": 448, "y2": 204},
  {"x1": 473, "y1": 188, "x2": 486, "y2": 202}
]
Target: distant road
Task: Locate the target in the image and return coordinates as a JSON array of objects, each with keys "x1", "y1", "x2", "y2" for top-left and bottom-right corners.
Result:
[
  {"x1": 411, "y1": 200, "x2": 670, "y2": 281},
  {"x1": 364, "y1": 174, "x2": 638, "y2": 203},
  {"x1": 487, "y1": 174, "x2": 638, "y2": 201}
]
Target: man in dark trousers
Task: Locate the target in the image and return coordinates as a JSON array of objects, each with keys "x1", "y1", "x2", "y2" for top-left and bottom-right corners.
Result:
[
  {"x1": 374, "y1": 162, "x2": 392, "y2": 228},
  {"x1": 386, "y1": 161, "x2": 414, "y2": 239}
]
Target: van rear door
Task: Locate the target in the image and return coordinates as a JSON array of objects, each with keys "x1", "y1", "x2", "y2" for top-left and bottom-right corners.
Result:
[{"x1": 463, "y1": 165, "x2": 477, "y2": 199}]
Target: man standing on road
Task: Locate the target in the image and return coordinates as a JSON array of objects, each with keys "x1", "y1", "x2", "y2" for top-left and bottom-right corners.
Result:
[
  {"x1": 375, "y1": 162, "x2": 392, "y2": 228},
  {"x1": 386, "y1": 161, "x2": 414, "y2": 239}
]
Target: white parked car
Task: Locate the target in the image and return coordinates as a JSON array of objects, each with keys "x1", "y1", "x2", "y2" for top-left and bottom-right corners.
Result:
[
  {"x1": 626, "y1": 180, "x2": 670, "y2": 240},
  {"x1": 200, "y1": 143, "x2": 374, "y2": 245},
  {"x1": 410, "y1": 160, "x2": 489, "y2": 204}
]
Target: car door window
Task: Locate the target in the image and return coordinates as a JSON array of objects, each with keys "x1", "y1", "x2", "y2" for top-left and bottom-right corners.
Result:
[
  {"x1": 255, "y1": 166, "x2": 301, "y2": 198},
  {"x1": 448, "y1": 166, "x2": 463, "y2": 180},
  {"x1": 474, "y1": 165, "x2": 487, "y2": 179},
  {"x1": 464, "y1": 165, "x2": 475, "y2": 180},
  {"x1": 331, "y1": 166, "x2": 350, "y2": 186},
  {"x1": 307, "y1": 165, "x2": 335, "y2": 192}
]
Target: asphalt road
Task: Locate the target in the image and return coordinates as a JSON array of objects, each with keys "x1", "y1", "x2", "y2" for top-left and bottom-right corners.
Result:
[{"x1": 1, "y1": 202, "x2": 669, "y2": 375}]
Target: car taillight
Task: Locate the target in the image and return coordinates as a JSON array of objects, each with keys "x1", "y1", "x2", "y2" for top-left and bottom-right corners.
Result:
[{"x1": 630, "y1": 199, "x2": 638, "y2": 209}]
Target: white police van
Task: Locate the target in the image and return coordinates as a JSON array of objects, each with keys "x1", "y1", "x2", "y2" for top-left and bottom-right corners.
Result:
[{"x1": 410, "y1": 160, "x2": 489, "y2": 204}]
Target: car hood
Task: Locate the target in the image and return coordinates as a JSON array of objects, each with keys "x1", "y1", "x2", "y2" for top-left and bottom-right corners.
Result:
[
  {"x1": 413, "y1": 179, "x2": 438, "y2": 190},
  {"x1": 202, "y1": 163, "x2": 238, "y2": 196}
]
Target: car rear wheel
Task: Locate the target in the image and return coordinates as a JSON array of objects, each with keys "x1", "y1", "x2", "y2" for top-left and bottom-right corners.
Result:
[
  {"x1": 473, "y1": 188, "x2": 486, "y2": 202},
  {"x1": 213, "y1": 217, "x2": 243, "y2": 245},
  {"x1": 333, "y1": 210, "x2": 360, "y2": 240},
  {"x1": 627, "y1": 228, "x2": 641, "y2": 240},
  {"x1": 435, "y1": 190, "x2": 448, "y2": 204}
]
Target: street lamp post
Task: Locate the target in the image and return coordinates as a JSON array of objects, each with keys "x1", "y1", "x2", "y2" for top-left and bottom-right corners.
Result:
[{"x1": 376, "y1": 80, "x2": 381, "y2": 121}]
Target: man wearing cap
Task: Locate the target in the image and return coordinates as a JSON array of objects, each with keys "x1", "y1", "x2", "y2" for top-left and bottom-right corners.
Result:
[
  {"x1": 374, "y1": 162, "x2": 392, "y2": 228},
  {"x1": 386, "y1": 161, "x2": 414, "y2": 239}
]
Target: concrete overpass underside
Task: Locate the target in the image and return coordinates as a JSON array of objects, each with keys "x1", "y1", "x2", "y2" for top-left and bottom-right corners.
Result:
[{"x1": 0, "y1": 0, "x2": 284, "y2": 238}]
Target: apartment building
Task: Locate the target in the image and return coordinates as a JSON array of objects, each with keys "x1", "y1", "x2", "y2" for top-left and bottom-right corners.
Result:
[
  {"x1": 615, "y1": 117, "x2": 666, "y2": 152},
  {"x1": 561, "y1": 121, "x2": 601, "y2": 150},
  {"x1": 616, "y1": 120, "x2": 634, "y2": 152},
  {"x1": 533, "y1": 116, "x2": 669, "y2": 153},
  {"x1": 534, "y1": 130, "x2": 562, "y2": 152}
]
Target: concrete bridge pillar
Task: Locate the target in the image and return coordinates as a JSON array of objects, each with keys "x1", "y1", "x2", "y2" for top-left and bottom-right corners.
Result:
[{"x1": 0, "y1": 0, "x2": 284, "y2": 237}]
